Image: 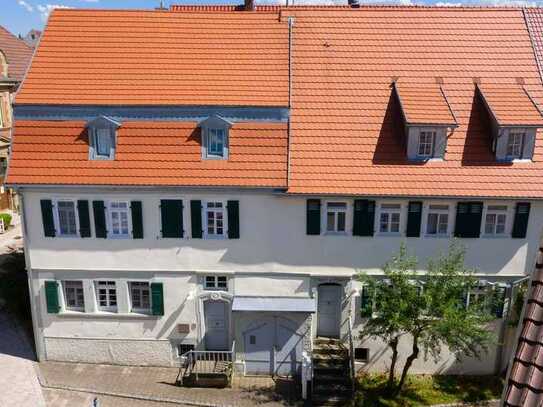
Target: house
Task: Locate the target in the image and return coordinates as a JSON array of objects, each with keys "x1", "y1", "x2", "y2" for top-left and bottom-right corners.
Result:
[
  {"x1": 22, "y1": 29, "x2": 42, "y2": 49},
  {"x1": 0, "y1": 26, "x2": 33, "y2": 210},
  {"x1": 7, "y1": 3, "x2": 543, "y2": 399}
]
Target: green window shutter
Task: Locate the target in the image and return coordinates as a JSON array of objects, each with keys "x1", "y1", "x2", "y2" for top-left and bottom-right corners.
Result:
[
  {"x1": 190, "y1": 200, "x2": 202, "y2": 239},
  {"x1": 491, "y1": 286, "x2": 507, "y2": 318},
  {"x1": 40, "y1": 199, "x2": 56, "y2": 237},
  {"x1": 454, "y1": 202, "x2": 482, "y2": 238},
  {"x1": 227, "y1": 200, "x2": 240, "y2": 239},
  {"x1": 45, "y1": 281, "x2": 60, "y2": 314},
  {"x1": 406, "y1": 201, "x2": 422, "y2": 237},
  {"x1": 353, "y1": 199, "x2": 364, "y2": 236},
  {"x1": 77, "y1": 200, "x2": 91, "y2": 238},
  {"x1": 353, "y1": 200, "x2": 375, "y2": 237},
  {"x1": 151, "y1": 282, "x2": 164, "y2": 316},
  {"x1": 93, "y1": 200, "x2": 107, "y2": 238},
  {"x1": 306, "y1": 199, "x2": 321, "y2": 235},
  {"x1": 160, "y1": 200, "x2": 183, "y2": 238},
  {"x1": 131, "y1": 201, "x2": 144, "y2": 239},
  {"x1": 512, "y1": 202, "x2": 531, "y2": 239},
  {"x1": 360, "y1": 285, "x2": 373, "y2": 317}
]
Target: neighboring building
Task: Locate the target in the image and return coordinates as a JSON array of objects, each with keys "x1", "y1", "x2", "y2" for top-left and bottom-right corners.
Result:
[
  {"x1": 22, "y1": 30, "x2": 42, "y2": 49},
  {"x1": 0, "y1": 26, "x2": 33, "y2": 210},
  {"x1": 7, "y1": 3, "x2": 543, "y2": 391}
]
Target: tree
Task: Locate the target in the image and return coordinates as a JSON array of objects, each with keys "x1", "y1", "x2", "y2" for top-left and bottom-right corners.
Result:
[{"x1": 357, "y1": 242, "x2": 495, "y2": 394}]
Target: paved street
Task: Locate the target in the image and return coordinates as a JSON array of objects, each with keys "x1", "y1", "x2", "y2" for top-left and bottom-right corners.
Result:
[{"x1": 0, "y1": 310, "x2": 45, "y2": 407}]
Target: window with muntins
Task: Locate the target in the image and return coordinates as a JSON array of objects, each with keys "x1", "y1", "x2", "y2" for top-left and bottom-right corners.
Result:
[
  {"x1": 205, "y1": 275, "x2": 228, "y2": 290},
  {"x1": 426, "y1": 204, "x2": 449, "y2": 236},
  {"x1": 129, "y1": 282, "x2": 151, "y2": 312},
  {"x1": 205, "y1": 202, "x2": 225, "y2": 237},
  {"x1": 379, "y1": 204, "x2": 401, "y2": 234},
  {"x1": 326, "y1": 202, "x2": 347, "y2": 233},
  {"x1": 205, "y1": 128, "x2": 226, "y2": 158},
  {"x1": 96, "y1": 281, "x2": 117, "y2": 312},
  {"x1": 484, "y1": 205, "x2": 507, "y2": 236},
  {"x1": 108, "y1": 201, "x2": 130, "y2": 238},
  {"x1": 506, "y1": 131, "x2": 525, "y2": 159},
  {"x1": 56, "y1": 200, "x2": 78, "y2": 237},
  {"x1": 63, "y1": 281, "x2": 84, "y2": 311},
  {"x1": 417, "y1": 130, "x2": 436, "y2": 157}
]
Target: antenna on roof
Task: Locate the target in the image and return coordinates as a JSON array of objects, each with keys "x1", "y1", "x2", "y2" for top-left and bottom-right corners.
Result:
[{"x1": 156, "y1": 0, "x2": 167, "y2": 11}]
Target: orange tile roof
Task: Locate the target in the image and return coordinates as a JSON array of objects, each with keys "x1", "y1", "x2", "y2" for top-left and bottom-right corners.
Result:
[
  {"x1": 15, "y1": 9, "x2": 289, "y2": 106},
  {"x1": 284, "y1": 7, "x2": 543, "y2": 197},
  {"x1": 7, "y1": 120, "x2": 288, "y2": 187},
  {"x1": 394, "y1": 82, "x2": 457, "y2": 126},
  {"x1": 0, "y1": 26, "x2": 34, "y2": 82}
]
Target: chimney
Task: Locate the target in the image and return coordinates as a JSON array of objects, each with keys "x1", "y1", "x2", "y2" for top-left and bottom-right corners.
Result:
[{"x1": 245, "y1": 0, "x2": 255, "y2": 11}]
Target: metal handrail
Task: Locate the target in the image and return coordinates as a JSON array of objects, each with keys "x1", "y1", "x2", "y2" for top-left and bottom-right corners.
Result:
[
  {"x1": 347, "y1": 310, "x2": 357, "y2": 399},
  {"x1": 176, "y1": 344, "x2": 235, "y2": 385}
]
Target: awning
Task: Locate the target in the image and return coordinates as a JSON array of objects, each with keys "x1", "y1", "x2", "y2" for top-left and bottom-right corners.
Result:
[{"x1": 232, "y1": 296, "x2": 316, "y2": 313}]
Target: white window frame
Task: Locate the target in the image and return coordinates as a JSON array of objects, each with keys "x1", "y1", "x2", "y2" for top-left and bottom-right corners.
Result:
[
  {"x1": 506, "y1": 130, "x2": 525, "y2": 160},
  {"x1": 94, "y1": 281, "x2": 118, "y2": 313},
  {"x1": 417, "y1": 129, "x2": 436, "y2": 158},
  {"x1": 202, "y1": 200, "x2": 227, "y2": 239},
  {"x1": 204, "y1": 275, "x2": 228, "y2": 291},
  {"x1": 53, "y1": 199, "x2": 80, "y2": 238},
  {"x1": 62, "y1": 280, "x2": 85, "y2": 312},
  {"x1": 482, "y1": 204, "x2": 510, "y2": 237},
  {"x1": 377, "y1": 203, "x2": 403, "y2": 235},
  {"x1": 128, "y1": 281, "x2": 152, "y2": 314},
  {"x1": 106, "y1": 201, "x2": 132, "y2": 239},
  {"x1": 203, "y1": 128, "x2": 229, "y2": 160},
  {"x1": 324, "y1": 201, "x2": 349, "y2": 235},
  {"x1": 423, "y1": 203, "x2": 452, "y2": 237},
  {"x1": 89, "y1": 126, "x2": 115, "y2": 160}
]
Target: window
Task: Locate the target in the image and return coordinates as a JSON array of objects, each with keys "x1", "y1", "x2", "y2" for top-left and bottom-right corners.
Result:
[
  {"x1": 205, "y1": 128, "x2": 227, "y2": 158},
  {"x1": 426, "y1": 204, "x2": 449, "y2": 236},
  {"x1": 379, "y1": 204, "x2": 401, "y2": 234},
  {"x1": 506, "y1": 131, "x2": 525, "y2": 159},
  {"x1": 89, "y1": 126, "x2": 115, "y2": 160},
  {"x1": 56, "y1": 200, "x2": 78, "y2": 237},
  {"x1": 204, "y1": 275, "x2": 228, "y2": 290},
  {"x1": 108, "y1": 201, "x2": 130, "y2": 238},
  {"x1": 354, "y1": 348, "x2": 369, "y2": 362},
  {"x1": 417, "y1": 130, "x2": 436, "y2": 157},
  {"x1": 484, "y1": 205, "x2": 507, "y2": 236},
  {"x1": 129, "y1": 282, "x2": 151, "y2": 313},
  {"x1": 205, "y1": 202, "x2": 225, "y2": 237},
  {"x1": 63, "y1": 281, "x2": 84, "y2": 311},
  {"x1": 95, "y1": 281, "x2": 117, "y2": 312},
  {"x1": 326, "y1": 202, "x2": 347, "y2": 233},
  {"x1": 177, "y1": 344, "x2": 195, "y2": 357}
]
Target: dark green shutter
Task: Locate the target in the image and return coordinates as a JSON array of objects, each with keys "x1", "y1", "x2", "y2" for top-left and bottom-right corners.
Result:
[
  {"x1": 360, "y1": 285, "x2": 373, "y2": 317},
  {"x1": 40, "y1": 200, "x2": 56, "y2": 237},
  {"x1": 227, "y1": 200, "x2": 240, "y2": 239},
  {"x1": 492, "y1": 286, "x2": 507, "y2": 318},
  {"x1": 151, "y1": 282, "x2": 164, "y2": 316},
  {"x1": 306, "y1": 199, "x2": 321, "y2": 235},
  {"x1": 512, "y1": 202, "x2": 531, "y2": 239},
  {"x1": 77, "y1": 200, "x2": 91, "y2": 238},
  {"x1": 406, "y1": 201, "x2": 422, "y2": 237},
  {"x1": 353, "y1": 199, "x2": 375, "y2": 237},
  {"x1": 45, "y1": 281, "x2": 60, "y2": 314},
  {"x1": 131, "y1": 201, "x2": 143, "y2": 239},
  {"x1": 454, "y1": 202, "x2": 483, "y2": 238},
  {"x1": 190, "y1": 200, "x2": 202, "y2": 239},
  {"x1": 93, "y1": 200, "x2": 107, "y2": 238},
  {"x1": 160, "y1": 200, "x2": 183, "y2": 238}
]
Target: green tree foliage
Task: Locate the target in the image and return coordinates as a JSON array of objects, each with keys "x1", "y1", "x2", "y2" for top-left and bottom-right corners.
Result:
[{"x1": 358, "y1": 243, "x2": 495, "y2": 394}]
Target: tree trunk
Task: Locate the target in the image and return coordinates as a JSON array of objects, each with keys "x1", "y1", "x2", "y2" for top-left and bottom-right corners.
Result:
[
  {"x1": 396, "y1": 335, "x2": 420, "y2": 394},
  {"x1": 387, "y1": 336, "x2": 400, "y2": 389}
]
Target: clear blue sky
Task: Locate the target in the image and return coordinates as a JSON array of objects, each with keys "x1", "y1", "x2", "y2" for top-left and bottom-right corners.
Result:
[{"x1": 1, "y1": 0, "x2": 541, "y2": 38}]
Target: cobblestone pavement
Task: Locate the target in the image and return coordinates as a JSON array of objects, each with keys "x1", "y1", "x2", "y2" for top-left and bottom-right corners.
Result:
[
  {"x1": 0, "y1": 311, "x2": 45, "y2": 407},
  {"x1": 40, "y1": 361, "x2": 302, "y2": 407}
]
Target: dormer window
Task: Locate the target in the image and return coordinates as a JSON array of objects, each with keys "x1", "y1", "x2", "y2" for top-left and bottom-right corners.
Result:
[
  {"x1": 506, "y1": 130, "x2": 526, "y2": 159},
  {"x1": 87, "y1": 116, "x2": 120, "y2": 161},
  {"x1": 198, "y1": 115, "x2": 232, "y2": 160},
  {"x1": 417, "y1": 130, "x2": 436, "y2": 158}
]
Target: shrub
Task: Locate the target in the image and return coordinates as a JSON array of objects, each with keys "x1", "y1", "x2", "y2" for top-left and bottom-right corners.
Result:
[{"x1": 0, "y1": 213, "x2": 12, "y2": 228}]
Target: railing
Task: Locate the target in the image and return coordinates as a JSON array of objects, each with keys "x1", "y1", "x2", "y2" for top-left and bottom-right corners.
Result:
[
  {"x1": 347, "y1": 310, "x2": 356, "y2": 399},
  {"x1": 177, "y1": 341, "x2": 235, "y2": 385},
  {"x1": 301, "y1": 351, "x2": 312, "y2": 400}
]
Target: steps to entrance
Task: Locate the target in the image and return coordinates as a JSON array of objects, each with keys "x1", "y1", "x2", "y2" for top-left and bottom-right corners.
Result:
[{"x1": 312, "y1": 338, "x2": 353, "y2": 406}]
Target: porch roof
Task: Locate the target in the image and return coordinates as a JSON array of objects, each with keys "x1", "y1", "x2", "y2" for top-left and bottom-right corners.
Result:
[{"x1": 232, "y1": 296, "x2": 316, "y2": 313}]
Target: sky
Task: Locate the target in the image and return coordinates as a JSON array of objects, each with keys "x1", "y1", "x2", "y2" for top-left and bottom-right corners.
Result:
[{"x1": 1, "y1": 0, "x2": 542, "y2": 37}]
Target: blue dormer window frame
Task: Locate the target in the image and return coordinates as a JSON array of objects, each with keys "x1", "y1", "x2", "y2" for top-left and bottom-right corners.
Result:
[
  {"x1": 198, "y1": 115, "x2": 232, "y2": 160},
  {"x1": 87, "y1": 116, "x2": 121, "y2": 161}
]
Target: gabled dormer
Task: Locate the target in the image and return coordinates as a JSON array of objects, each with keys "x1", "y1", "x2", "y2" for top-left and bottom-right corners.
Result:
[
  {"x1": 477, "y1": 83, "x2": 543, "y2": 162},
  {"x1": 198, "y1": 115, "x2": 232, "y2": 160},
  {"x1": 86, "y1": 116, "x2": 120, "y2": 161},
  {"x1": 393, "y1": 81, "x2": 458, "y2": 161}
]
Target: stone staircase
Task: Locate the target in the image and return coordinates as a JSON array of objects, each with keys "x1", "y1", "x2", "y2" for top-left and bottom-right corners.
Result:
[{"x1": 312, "y1": 337, "x2": 353, "y2": 406}]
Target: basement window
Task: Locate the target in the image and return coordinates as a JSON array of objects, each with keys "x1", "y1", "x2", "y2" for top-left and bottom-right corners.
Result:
[{"x1": 354, "y1": 348, "x2": 369, "y2": 362}]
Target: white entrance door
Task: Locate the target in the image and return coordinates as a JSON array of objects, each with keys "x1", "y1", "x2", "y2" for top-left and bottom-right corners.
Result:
[
  {"x1": 204, "y1": 300, "x2": 229, "y2": 351},
  {"x1": 317, "y1": 284, "x2": 342, "y2": 338}
]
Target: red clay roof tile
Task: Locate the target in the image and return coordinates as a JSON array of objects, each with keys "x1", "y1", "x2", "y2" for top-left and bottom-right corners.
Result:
[{"x1": 0, "y1": 26, "x2": 33, "y2": 82}]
